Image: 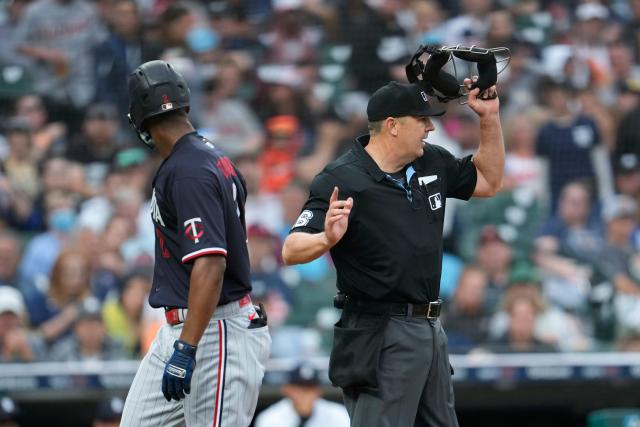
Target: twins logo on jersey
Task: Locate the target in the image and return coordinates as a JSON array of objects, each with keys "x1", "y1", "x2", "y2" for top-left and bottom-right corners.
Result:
[{"x1": 184, "y1": 217, "x2": 204, "y2": 243}]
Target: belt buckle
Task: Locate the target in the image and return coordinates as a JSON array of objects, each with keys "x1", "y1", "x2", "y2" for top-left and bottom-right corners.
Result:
[{"x1": 427, "y1": 300, "x2": 441, "y2": 319}]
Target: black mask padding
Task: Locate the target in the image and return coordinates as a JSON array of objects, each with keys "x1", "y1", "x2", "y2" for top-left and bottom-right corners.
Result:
[
  {"x1": 452, "y1": 51, "x2": 497, "y2": 91},
  {"x1": 433, "y1": 69, "x2": 461, "y2": 97}
]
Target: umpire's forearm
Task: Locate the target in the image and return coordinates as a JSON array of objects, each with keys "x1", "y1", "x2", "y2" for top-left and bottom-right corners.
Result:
[
  {"x1": 180, "y1": 255, "x2": 226, "y2": 346},
  {"x1": 473, "y1": 114, "x2": 505, "y2": 192},
  {"x1": 282, "y1": 232, "x2": 331, "y2": 265}
]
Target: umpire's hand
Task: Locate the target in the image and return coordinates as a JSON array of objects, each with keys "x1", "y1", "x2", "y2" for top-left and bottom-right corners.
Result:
[
  {"x1": 324, "y1": 186, "x2": 353, "y2": 247},
  {"x1": 162, "y1": 340, "x2": 197, "y2": 401},
  {"x1": 464, "y1": 75, "x2": 500, "y2": 117}
]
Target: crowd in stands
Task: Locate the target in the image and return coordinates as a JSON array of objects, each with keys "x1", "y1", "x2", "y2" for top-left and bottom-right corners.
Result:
[{"x1": 1, "y1": 0, "x2": 640, "y2": 363}]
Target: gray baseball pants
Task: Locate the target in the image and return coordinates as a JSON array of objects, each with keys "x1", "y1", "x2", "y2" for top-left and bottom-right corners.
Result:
[{"x1": 120, "y1": 299, "x2": 271, "y2": 427}]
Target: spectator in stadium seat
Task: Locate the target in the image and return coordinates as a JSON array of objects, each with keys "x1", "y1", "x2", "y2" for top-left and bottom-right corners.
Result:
[
  {"x1": 535, "y1": 77, "x2": 612, "y2": 213},
  {"x1": 406, "y1": 0, "x2": 445, "y2": 50},
  {"x1": 199, "y1": 70, "x2": 265, "y2": 159},
  {"x1": 50, "y1": 297, "x2": 124, "y2": 361},
  {"x1": 503, "y1": 113, "x2": 545, "y2": 198},
  {"x1": 248, "y1": 223, "x2": 293, "y2": 308},
  {"x1": 488, "y1": 264, "x2": 592, "y2": 352},
  {"x1": 576, "y1": 196, "x2": 640, "y2": 336},
  {"x1": 24, "y1": 249, "x2": 92, "y2": 343},
  {"x1": 10, "y1": 95, "x2": 67, "y2": 157},
  {"x1": 3, "y1": 119, "x2": 39, "y2": 201},
  {"x1": 0, "y1": 286, "x2": 45, "y2": 362},
  {"x1": 473, "y1": 225, "x2": 514, "y2": 310},
  {"x1": 487, "y1": 292, "x2": 558, "y2": 353},
  {"x1": 255, "y1": 363, "x2": 349, "y2": 427},
  {"x1": 536, "y1": 180, "x2": 601, "y2": 242},
  {"x1": 93, "y1": 0, "x2": 161, "y2": 117},
  {"x1": 11, "y1": 0, "x2": 106, "y2": 125},
  {"x1": 617, "y1": 334, "x2": 640, "y2": 352},
  {"x1": 0, "y1": 232, "x2": 21, "y2": 288},
  {"x1": 1, "y1": 120, "x2": 42, "y2": 231},
  {"x1": 445, "y1": 265, "x2": 491, "y2": 354},
  {"x1": 339, "y1": 1, "x2": 410, "y2": 94},
  {"x1": 235, "y1": 153, "x2": 284, "y2": 234},
  {"x1": 64, "y1": 103, "x2": 122, "y2": 193},
  {"x1": 613, "y1": 153, "x2": 640, "y2": 203},
  {"x1": 18, "y1": 190, "x2": 78, "y2": 290},
  {"x1": 102, "y1": 269, "x2": 151, "y2": 357},
  {"x1": 255, "y1": 64, "x2": 316, "y2": 141},
  {"x1": 260, "y1": 115, "x2": 303, "y2": 193},
  {"x1": 577, "y1": 87, "x2": 617, "y2": 151},
  {"x1": 259, "y1": 0, "x2": 320, "y2": 65}
]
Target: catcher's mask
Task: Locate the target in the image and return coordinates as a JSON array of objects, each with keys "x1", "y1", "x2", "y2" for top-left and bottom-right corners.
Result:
[
  {"x1": 406, "y1": 45, "x2": 510, "y2": 103},
  {"x1": 127, "y1": 60, "x2": 191, "y2": 149}
]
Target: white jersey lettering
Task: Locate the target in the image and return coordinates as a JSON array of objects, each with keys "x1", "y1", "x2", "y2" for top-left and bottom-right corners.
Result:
[{"x1": 150, "y1": 189, "x2": 166, "y2": 227}]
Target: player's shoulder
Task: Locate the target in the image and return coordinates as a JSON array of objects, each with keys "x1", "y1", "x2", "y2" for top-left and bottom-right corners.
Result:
[
  {"x1": 171, "y1": 133, "x2": 226, "y2": 179},
  {"x1": 315, "y1": 148, "x2": 359, "y2": 183}
]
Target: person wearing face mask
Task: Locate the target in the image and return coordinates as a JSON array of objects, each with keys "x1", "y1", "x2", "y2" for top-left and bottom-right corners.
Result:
[{"x1": 18, "y1": 190, "x2": 77, "y2": 295}]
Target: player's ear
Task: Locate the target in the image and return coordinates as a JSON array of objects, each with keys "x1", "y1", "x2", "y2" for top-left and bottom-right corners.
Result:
[{"x1": 388, "y1": 117, "x2": 399, "y2": 137}]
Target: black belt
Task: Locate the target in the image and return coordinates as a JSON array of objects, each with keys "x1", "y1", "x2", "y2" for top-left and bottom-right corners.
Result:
[{"x1": 340, "y1": 295, "x2": 442, "y2": 319}]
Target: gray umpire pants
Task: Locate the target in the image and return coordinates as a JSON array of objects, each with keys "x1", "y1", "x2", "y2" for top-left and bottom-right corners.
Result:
[{"x1": 341, "y1": 313, "x2": 458, "y2": 427}]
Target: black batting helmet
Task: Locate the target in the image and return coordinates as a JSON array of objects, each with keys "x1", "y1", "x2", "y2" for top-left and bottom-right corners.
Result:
[{"x1": 127, "y1": 60, "x2": 190, "y2": 148}]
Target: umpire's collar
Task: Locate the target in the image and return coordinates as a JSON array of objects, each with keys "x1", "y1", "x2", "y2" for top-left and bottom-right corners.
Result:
[{"x1": 354, "y1": 135, "x2": 385, "y2": 182}]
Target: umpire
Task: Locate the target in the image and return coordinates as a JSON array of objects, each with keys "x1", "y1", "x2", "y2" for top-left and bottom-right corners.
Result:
[{"x1": 282, "y1": 78, "x2": 504, "y2": 426}]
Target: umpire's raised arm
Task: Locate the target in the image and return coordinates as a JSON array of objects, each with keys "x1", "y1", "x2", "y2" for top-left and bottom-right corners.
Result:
[{"x1": 464, "y1": 77, "x2": 505, "y2": 197}]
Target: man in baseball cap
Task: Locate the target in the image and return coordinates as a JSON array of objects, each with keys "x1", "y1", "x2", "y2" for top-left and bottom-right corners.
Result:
[
  {"x1": 283, "y1": 73, "x2": 504, "y2": 427},
  {"x1": 255, "y1": 363, "x2": 350, "y2": 427}
]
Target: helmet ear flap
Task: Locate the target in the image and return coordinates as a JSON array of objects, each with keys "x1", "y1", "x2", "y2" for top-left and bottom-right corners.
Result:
[{"x1": 127, "y1": 113, "x2": 155, "y2": 149}]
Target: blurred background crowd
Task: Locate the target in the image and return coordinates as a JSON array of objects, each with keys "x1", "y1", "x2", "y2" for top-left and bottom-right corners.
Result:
[{"x1": 1, "y1": 0, "x2": 640, "y2": 366}]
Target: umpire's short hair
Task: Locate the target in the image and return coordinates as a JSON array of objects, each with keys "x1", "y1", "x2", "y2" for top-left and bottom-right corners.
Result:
[{"x1": 367, "y1": 120, "x2": 384, "y2": 134}]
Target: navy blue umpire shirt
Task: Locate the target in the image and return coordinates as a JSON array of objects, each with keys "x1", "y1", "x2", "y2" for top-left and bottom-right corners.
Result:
[
  {"x1": 290, "y1": 135, "x2": 477, "y2": 303},
  {"x1": 149, "y1": 132, "x2": 251, "y2": 308}
]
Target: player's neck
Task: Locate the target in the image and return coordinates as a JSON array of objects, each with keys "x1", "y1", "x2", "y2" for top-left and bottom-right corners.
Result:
[
  {"x1": 366, "y1": 135, "x2": 407, "y2": 174},
  {"x1": 150, "y1": 121, "x2": 195, "y2": 159}
]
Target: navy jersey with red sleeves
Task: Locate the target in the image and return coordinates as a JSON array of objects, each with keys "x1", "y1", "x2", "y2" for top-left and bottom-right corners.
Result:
[{"x1": 148, "y1": 132, "x2": 251, "y2": 308}]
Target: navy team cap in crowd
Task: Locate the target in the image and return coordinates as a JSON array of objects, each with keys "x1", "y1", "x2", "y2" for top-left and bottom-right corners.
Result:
[{"x1": 367, "y1": 82, "x2": 445, "y2": 122}]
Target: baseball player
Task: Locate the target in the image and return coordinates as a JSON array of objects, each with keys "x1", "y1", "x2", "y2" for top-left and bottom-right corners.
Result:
[{"x1": 120, "y1": 60, "x2": 271, "y2": 427}]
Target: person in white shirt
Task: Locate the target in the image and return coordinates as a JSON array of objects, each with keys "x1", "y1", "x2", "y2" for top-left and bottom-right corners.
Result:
[{"x1": 255, "y1": 363, "x2": 350, "y2": 427}]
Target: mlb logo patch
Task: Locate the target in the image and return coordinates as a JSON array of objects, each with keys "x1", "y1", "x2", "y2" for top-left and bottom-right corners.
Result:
[{"x1": 428, "y1": 193, "x2": 442, "y2": 211}]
